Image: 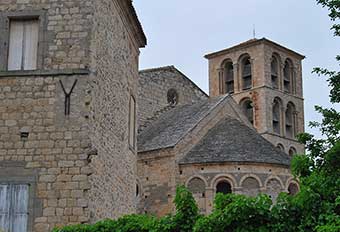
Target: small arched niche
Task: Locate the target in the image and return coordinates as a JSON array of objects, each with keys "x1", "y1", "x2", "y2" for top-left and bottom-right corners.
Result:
[
  {"x1": 240, "y1": 98, "x2": 254, "y2": 125},
  {"x1": 288, "y1": 182, "x2": 299, "y2": 196},
  {"x1": 240, "y1": 55, "x2": 252, "y2": 90},
  {"x1": 288, "y1": 147, "x2": 297, "y2": 156},
  {"x1": 187, "y1": 177, "x2": 207, "y2": 213},
  {"x1": 276, "y1": 143, "x2": 285, "y2": 152},
  {"x1": 285, "y1": 102, "x2": 296, "y2": 139},
  {"x1": 241, "y1": 176, "x2": 260, "y2": 197},
  {"x1": 266, "y1": 178, "x2": 283, "y2": 202},
  {"x1": 271, "y1": 55, "x2": 280, "y2": 89},
  {"x1": 272, "y1": 97, "x2": 282, "y2": 135},
  {"x1": 167, "y1": 88, "x2": 178, "y2": 106},
  {"x1": 283, "y1": 59, "x2": 294, "y2": 94},
  {"x1": 223, "y1": 61, "x2": 234, "y2": 94},
  {"x1": 216, "y1": 180, "x2": 232, "y2": 195}
]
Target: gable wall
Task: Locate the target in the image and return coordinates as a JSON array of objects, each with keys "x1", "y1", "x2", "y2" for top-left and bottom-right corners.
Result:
[{"x1": 138, "y1": 67, "x2": 207, "y2": 130}]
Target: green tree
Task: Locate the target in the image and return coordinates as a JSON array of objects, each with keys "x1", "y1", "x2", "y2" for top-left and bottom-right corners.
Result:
[{"x1": 289, "y1": 1, "x2": 340, "y2": 231}]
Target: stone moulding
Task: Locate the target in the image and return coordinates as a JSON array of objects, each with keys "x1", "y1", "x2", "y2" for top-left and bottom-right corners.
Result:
[{"x1": 0, "y1": 68, "x2": 90, "y2": 78}]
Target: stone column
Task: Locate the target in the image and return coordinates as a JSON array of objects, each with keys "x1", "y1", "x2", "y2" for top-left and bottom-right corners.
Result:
[
  {"x1": 233, "y1": 63, "x2": 240, "y2": 93},
  {"x1": 205, "y1": 187, "x2": 214, "y2": 214}
]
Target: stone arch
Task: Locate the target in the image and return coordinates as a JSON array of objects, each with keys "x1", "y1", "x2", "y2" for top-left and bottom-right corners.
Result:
[
  {"x1": 186, "y1": 176, "x2": 207, "y2": 213},
  {"x1": 285, "y1": 102, "x2": 296, "y2": 138},
  {"x1": 185, "y1": 175, "x2": 208, "y2": 189},
  {"x1": 239, "y1": 97, "x2": 254, "y2": 125},
  {"x1": 220, "y1": 58, "x2": 234, "y2": 94},
  {"x1": 276, "y1": 143, "x2": 285, "y2": 152},
  {"x1": 271, "y1": 53, "x2": 281, "y2": 89},
  {"x1": 211, "y1": 174, "x2": 237, "y2": 189},
  {"x1": 167, "y1": 88, "x2": 179, "y2": 106},
  {"x1": 289, "y1": 147, "x2": 297, "y2": 156},
  {"x1": 283, "y1": 58, "x2": 294, "y2": 94},
  {"x1": 272, "y1": 97, "x2": 283, "y2": 135},
  {"x1": 264, "y1": 176, "x2": 284, "y2": 189},
  {"x1": 286, "y1": 178, "x2": 300, "y2": 196},
  {"x1": 265, "y1": 176, "x2": 284, "y2": 202},
  {"x1": 240, "y1": 175, "x2": 262, "y2": 197},
  {"x1": 238, "y1": 53, "x2": 252, "y2": 90}
]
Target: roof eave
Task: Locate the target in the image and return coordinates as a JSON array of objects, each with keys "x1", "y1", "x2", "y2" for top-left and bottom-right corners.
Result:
[
  {"x1": 120, "y1": 0, "x2": 147, "y2": 48},
  {"x1": 204, "y1": 38, "x2": 305, "y2": 60}
]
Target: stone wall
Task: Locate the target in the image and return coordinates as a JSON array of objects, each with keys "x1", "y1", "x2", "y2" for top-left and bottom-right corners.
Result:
[
  {"x1": 87, "y1": 0, "x2": 141, "y2": 221},
  {"x1": 0, "y1": 0, "x2": 144, "y2": 231},
  {"x1": 0, "y1": 73, "x2": 92, "y2": 231},
  {"x1": 206, "y1": 39, "x2": 305, "y2": 155},
  {"x1": 180, "y1": 163, "x2": 296, "y2": 214},
  {"x1": 138, "y1": 66, "x2": 207, "y2": 130},
  {"x1": 137, "y1": 96, "x2": 255, "y2": 216}
]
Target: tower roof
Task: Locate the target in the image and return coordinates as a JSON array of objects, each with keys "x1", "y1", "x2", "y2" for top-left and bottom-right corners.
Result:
[{"x1": 204, "y1": 38, "x2": 305, "y2": 60}]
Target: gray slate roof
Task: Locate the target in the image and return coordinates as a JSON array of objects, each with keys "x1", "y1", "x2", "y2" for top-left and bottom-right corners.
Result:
[
  {"x1": 138, "y1": 96, "x2": 225, "y2": 153},
  {"x1": 180, "y1": 117, "x2": 291, "y2": 166}
]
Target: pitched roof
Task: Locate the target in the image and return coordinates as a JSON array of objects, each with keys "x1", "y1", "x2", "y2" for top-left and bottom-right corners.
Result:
[
  {"x1": 179, "y1": 117, "x2": 291, "y2": 166},
  {"x1": 137, "y1": 96, "x2": 225, "y2": 153},
  {"x1": 139, "y1": 65, "x2": 208, "y2": 97},
  {"x1": 204, "y1": 38, "x2": 305, "y2": 60}
]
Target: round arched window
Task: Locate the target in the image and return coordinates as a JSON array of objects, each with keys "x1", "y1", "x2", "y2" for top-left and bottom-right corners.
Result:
[
  {"x1": 167, "y1": 89, "x2": 178, "y2": 106},
  {"x1": 276, "y1": 144, "x2": 285, "y2": 152},
  {"x1": 289, "y1": 147, "x2": 297, "y2": 156},
  {"x1": 288, "y1": 183, "x2": 299, "y2": 196},
  {"x1": 216, "y1": 181, "x2": 232, "y2": 194}
]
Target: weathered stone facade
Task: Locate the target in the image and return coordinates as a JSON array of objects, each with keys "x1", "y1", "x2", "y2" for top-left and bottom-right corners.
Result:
[
  {"x1": 137, "y1": 96, "x2": 297, "y2": 216},
  {"x1": 0, "y1": 0, "x2": 146, "y2": 231},
  {"x1": 205, "y1": 38, "x2": 305, "y2": 155},
  {"x1": 137, "y1": 39, "x2": 304, "y2": 217},
  {"x1": 138, "y1": 66, "x2": 207, "y2": 131}
]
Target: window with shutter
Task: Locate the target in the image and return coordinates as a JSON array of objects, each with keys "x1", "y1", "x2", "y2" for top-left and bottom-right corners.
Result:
[
  {"x1": 0, "y1": 184, "x2": 29, "y2": 232},
  {"x1": 8, "y1": 19, "x2": 39, "y2": 71},
  {"x1": 0, "y1": 185, "x2": 10, "y2": 232}
]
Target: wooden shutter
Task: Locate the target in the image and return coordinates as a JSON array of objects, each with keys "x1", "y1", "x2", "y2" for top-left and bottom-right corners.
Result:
[
  {"x1": 23, "y1": 20, "x2": 39, "y2": 70},
  {"x1": 12, "y1": 185, "x2": 29, "y2": 232},
  {"x1": 8, "y1": 21, "x2": 24, "y2": 71},
  {"x1": 0, "y1": 185, "x2": 10, "y2": 232}
]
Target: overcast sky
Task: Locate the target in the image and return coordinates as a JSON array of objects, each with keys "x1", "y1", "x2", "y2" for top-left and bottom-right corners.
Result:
[{"x1": 134, "y1": 0, "x2": 339, "y2": 137}]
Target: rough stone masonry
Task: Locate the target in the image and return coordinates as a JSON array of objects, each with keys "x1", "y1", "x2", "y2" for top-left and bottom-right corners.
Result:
[{"x1": 0, "y1": 0, "x2": 146, "y2": 231}]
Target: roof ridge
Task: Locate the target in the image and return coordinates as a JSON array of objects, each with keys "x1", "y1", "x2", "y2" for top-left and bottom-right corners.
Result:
[
  {"x1": 173, "y1": 95, "x2": 230, "y2": 147},
  {"x1": 139, "y1": 65, "x2": 175, "y2": 73},
  {"x1": 139, "y1": 65, "x2": 208, "y2": 97}
]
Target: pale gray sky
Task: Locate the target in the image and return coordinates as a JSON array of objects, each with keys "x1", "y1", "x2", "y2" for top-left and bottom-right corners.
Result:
[{"x1": 134, "y1": 0, "x2": 339, "y2": 137}]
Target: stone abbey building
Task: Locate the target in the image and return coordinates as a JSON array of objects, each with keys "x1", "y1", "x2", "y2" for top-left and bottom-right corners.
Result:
[
  {"x1": 0, "y1": 1, "x2": 304, "y2": 231},
  {"x1": 137, "y1": 39, "x2": 305, "y2": 215}
]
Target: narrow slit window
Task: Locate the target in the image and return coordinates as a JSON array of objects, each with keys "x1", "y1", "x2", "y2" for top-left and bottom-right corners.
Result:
[
  {"x1": 224, "y1": 62, "x2": 234, "y2": 94},
  {"x1": 129, "y1": 95, "x2": 136, "y2": 149},
  {"x1": 271, "y1": 57, "x2": 279, "y2": 89},
  {"x1": 8, "y1": 19, "x2": 39, "y2": 71},
  {"x1": 242, "y1": 58, "x2": 252, "y2": 90},
  {"x1": 283, "y1": 61, "x2": 292, "y2": 93},
  {"x1": 272, "y1": 99, "x2": 281, "y2": 134}
]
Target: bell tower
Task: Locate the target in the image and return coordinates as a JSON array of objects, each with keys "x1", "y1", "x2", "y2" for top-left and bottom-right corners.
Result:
[{"x1": 205, "y1": 38, "x2": 305, "y2": 155}]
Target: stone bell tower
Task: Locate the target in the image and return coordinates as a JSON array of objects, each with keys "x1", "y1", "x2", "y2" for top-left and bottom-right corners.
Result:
[{"x1": 205, "y1": 38, "x2": 305, "y2": 155}]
